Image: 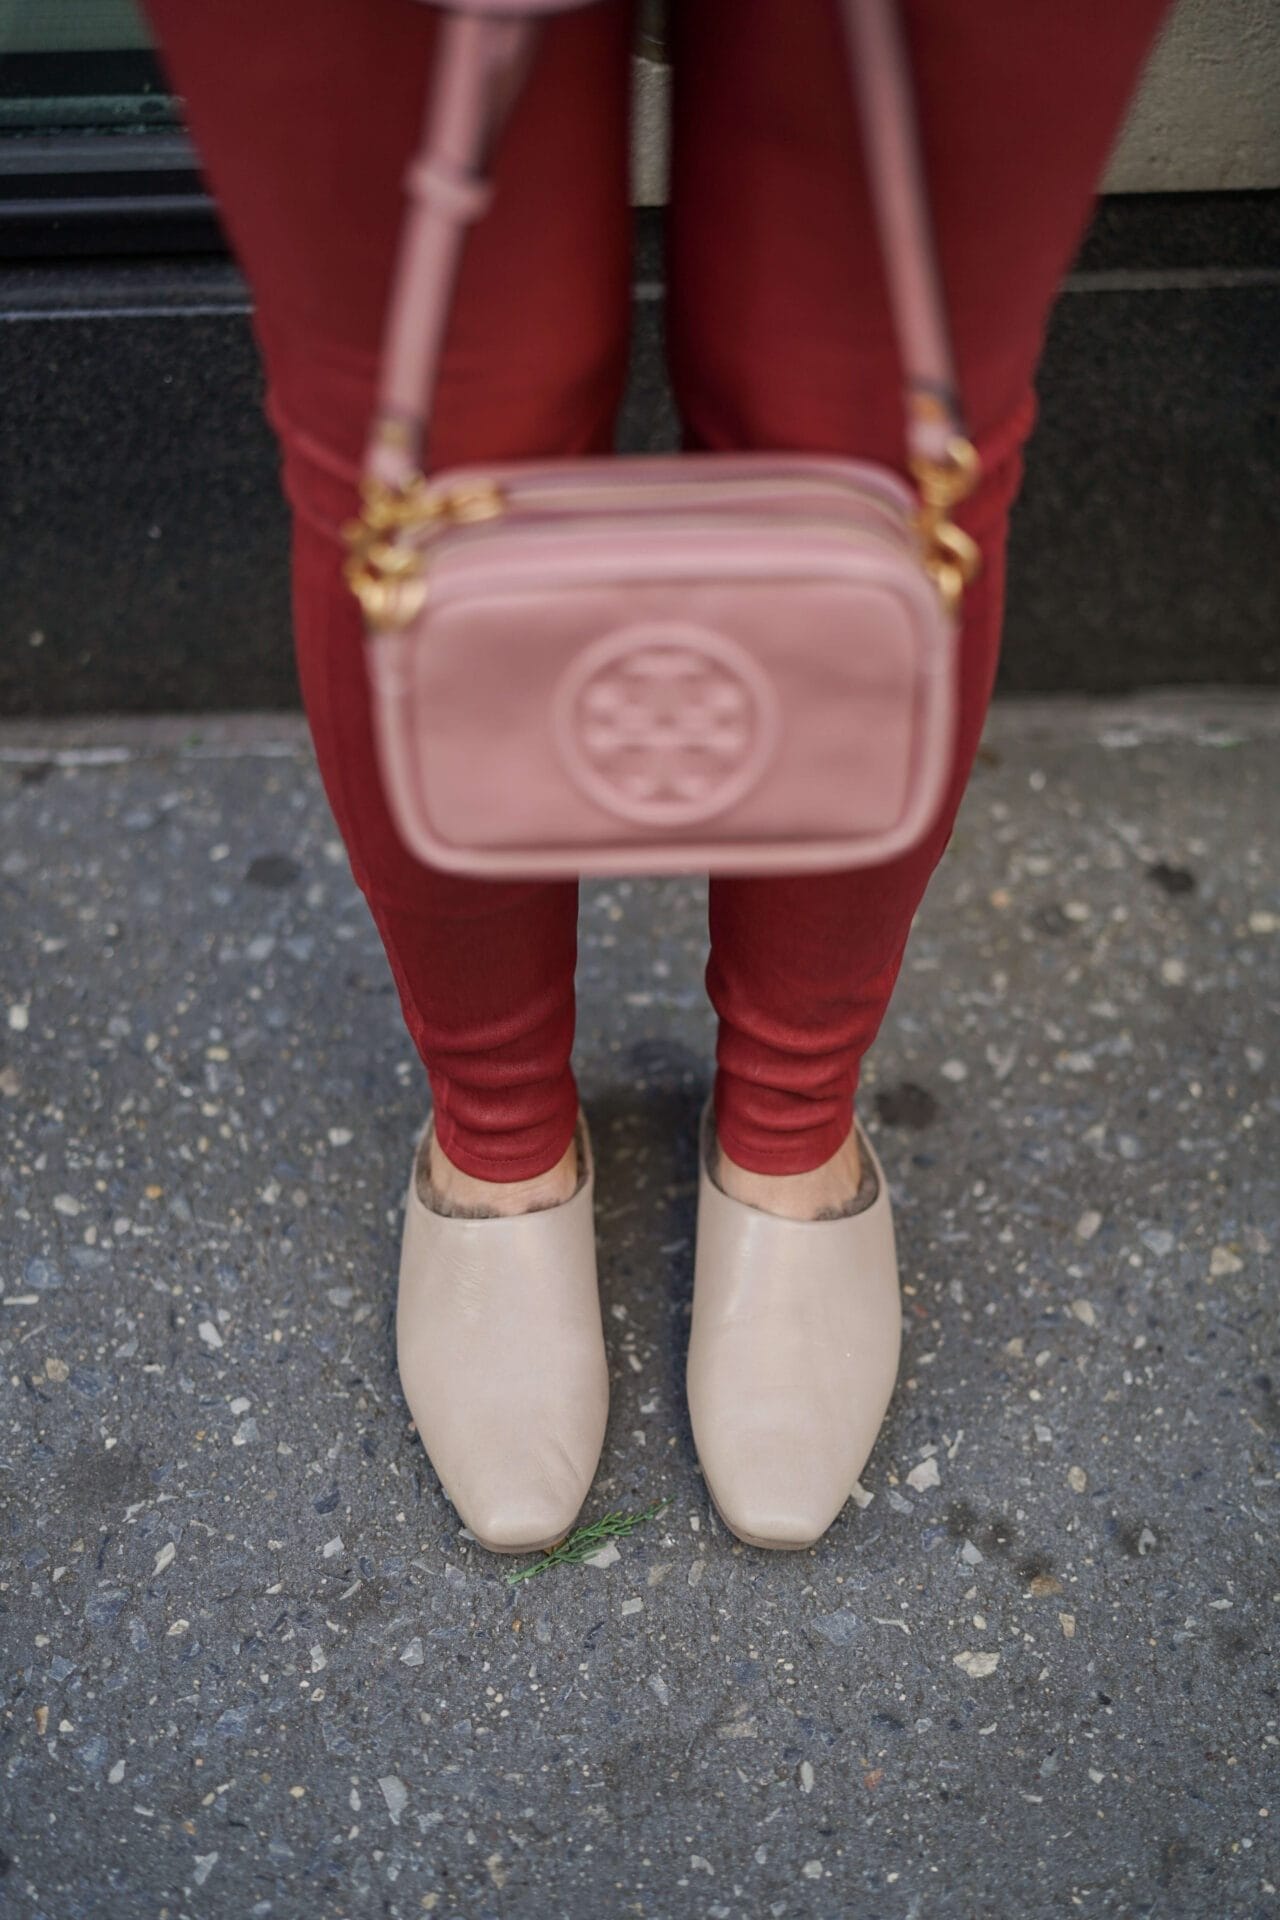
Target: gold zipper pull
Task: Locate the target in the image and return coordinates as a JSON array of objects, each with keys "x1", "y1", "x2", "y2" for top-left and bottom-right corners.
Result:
[{"x1": 444, "y1": 480, "x2": 505, "y2": 524}]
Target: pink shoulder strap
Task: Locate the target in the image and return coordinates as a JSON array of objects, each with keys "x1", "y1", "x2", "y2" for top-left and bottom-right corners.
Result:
[{"x1": 368, "y1": 0, "x2": 968, "y2": 492}]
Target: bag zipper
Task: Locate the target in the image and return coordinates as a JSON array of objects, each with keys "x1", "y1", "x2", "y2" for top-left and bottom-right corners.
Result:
[
  {"x1": 432, "y1": 468, "x2": 910, "y2": 528},
  {"x1": 422, "y1": 512, "x2": 918, "y2": 598},
  {"x1": 348, "y1": 468, "x2": 919, "y2": 630}
]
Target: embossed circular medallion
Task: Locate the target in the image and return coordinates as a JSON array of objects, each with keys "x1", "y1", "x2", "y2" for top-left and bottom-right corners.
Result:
[{"x1": 552, "y1": 623, "x2": 779, "y2": 827}]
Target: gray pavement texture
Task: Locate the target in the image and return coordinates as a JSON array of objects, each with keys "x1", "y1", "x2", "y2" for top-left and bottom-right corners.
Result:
[{"x1": 0, "y1": 693, "x2": 1277, "y2": 1920}]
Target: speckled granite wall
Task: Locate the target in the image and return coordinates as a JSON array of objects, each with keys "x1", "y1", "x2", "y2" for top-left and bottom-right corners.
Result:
[{"x1": 2, "y1": 194, "x2": 1277, "y2": 717}]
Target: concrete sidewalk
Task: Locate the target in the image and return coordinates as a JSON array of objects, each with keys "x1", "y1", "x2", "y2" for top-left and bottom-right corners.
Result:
[{"x1": 0, "y1": 694, "x2": 1276, "y2": 1919}]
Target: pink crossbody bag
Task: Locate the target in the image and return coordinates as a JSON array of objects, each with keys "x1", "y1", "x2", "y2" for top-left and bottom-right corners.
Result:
[{"x1": 345, "y1": 0, "x2": 980, "y2": 878}]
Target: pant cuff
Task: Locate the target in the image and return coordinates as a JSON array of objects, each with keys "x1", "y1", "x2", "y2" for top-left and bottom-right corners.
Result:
[{"x1": 431, "y1": 1088, "x2": 581, "y2": 1185}]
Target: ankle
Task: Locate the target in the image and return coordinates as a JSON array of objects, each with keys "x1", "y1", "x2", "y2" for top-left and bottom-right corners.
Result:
[
  {"x1": 421, "y1": 1126, "x2": 581, "y2": 1218},
  {"x1": 714, "y1": 1127, "x2": 869, "y2": 1222}
]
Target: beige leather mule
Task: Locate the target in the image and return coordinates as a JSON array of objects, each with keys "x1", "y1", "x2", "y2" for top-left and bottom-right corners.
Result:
[
  {"x1": 396, "y1": 1119, "x2": 608, "y2": 1554},
  {"x1": 687, "y1": 1107, "x2": 901, "y2": 1550}
]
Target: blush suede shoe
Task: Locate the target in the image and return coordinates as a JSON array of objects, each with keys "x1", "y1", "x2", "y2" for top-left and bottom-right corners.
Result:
[
  {"x1": 396, "y1": 1118, "x2": 608, "y2": 1554},
  {"x1": 687, "y1": 1107, "x2": 901, "y2": 1550}
]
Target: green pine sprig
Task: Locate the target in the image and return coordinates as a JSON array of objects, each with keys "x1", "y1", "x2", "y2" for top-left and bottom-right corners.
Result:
[{"x1": 505, "y1": 1499, "x2": 669, "y2": 1586}]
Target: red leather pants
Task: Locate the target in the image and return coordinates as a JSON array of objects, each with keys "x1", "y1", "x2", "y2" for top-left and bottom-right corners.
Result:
[{"x1": 146, "y1": 0, "x2": 1168, "y2": 1178}]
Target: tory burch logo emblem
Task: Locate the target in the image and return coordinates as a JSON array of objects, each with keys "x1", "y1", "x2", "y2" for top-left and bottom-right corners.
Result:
[
  {"x1": 554, "y1": 624, "x2": 780, "y2": 829},
  {"x1": 577, "y1": 647, "x2": 753, "y2": 803}
]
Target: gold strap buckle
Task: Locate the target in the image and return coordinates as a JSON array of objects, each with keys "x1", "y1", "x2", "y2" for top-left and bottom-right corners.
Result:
[
  {"x1": 342, "y1": 476, "x2": 441, "y2": 630},
  {"x1": 342, "y1": 475, "x2": 504, "y2": 631},
  {"x1": 910, "y1": 437, "x2": 981, "y2": 616}
]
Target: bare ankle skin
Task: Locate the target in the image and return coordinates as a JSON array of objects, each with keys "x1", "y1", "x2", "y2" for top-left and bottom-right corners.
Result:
[
  {"x1": 420, "y1": 1127, "x2": 581, "y2": 1219},
  {"x1": 715, "y1": 1128, "x2": 871, "y2": 1223}
]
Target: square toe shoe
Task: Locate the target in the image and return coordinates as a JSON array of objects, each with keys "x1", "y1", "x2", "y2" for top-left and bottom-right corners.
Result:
[
  {"x1": 687, "y1": 1109, "x2": 902, "y2": 1550},
  {"x1": 396, "y1": 1120, "x2": 609, "y2": 1555}
]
